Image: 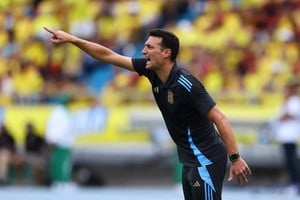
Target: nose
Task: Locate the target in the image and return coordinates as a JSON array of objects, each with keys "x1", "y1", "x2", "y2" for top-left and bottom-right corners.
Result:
[{"x1": 142, "y1": 47, "x2": 147, "y2": 55}]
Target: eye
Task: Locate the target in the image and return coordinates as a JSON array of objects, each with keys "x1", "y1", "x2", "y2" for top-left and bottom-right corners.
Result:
[{"x1": 145, "y1": 44, "x2": 154, "y2": 49}]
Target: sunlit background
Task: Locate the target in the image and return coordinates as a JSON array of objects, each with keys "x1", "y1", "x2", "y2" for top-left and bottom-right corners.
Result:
[{"x1": 0, "y1": 0, "x2": 299, "y2": 199}]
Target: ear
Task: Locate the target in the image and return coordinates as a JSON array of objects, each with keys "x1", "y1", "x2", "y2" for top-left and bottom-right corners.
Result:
[{"x1": 162, "y1": 48, "x2": 172, "y2": 59}]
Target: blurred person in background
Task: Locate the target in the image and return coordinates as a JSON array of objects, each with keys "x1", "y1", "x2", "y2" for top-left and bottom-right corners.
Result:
[
  {"x1": 0, "y1": 70, "x2": 16, "y2": 105},
  {"x1": 44, "y1": 27, "x2": 251, "y2": 200},
  {"x1": 274, "y1": 76, "x2": 300, "y2": 195},
  {"x1": 0, "y1": 30, "x2": 20, "y2": 59},
  {"x1": 0, "y1": 123, "x2": 22, "y2": 185},
  {"x1": 13, "y1": 60, "x2": 44, "y2": 105},
  {"x1": 45, "y1": 104, "x2": 74, "y2": 189},
  {"x1": 24, "y1": 122, "x2": 49, "y2": 185}
]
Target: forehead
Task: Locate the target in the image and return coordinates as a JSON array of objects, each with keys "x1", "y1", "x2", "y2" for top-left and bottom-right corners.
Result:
[{"x1": 145, "y1": 36, "x2": 162, "y2": 46}]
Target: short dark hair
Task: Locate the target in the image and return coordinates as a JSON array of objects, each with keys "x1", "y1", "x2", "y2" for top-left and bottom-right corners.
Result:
[{"x1": 149, "y1": 29, "x2": 180, "y2": 62}]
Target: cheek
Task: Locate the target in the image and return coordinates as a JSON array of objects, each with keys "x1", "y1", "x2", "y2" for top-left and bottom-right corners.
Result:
[{"x1": 155, "y1": 55, "x2": 165, "y2": 64}]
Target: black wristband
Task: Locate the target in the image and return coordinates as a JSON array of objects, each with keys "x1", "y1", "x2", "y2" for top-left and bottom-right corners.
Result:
[{"x1": 229, "y1": 153, "x2": 240, "y2": 162}]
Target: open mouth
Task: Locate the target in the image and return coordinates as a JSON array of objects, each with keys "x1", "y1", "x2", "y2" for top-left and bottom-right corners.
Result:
[{"x1": 146, "y1": 58, "x2": 151, "y2": 65}]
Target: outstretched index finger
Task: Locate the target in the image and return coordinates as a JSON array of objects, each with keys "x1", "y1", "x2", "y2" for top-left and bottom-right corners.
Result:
[{"x1": 44, "y1": 27, "x2": 55, "y2": 34}]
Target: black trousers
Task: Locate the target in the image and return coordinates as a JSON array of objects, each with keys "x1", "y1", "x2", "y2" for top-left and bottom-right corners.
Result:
[
  {"x1": 282, "y1": 143, "x2": 299, "y2": 185},
  {"x1": 181, "y1": 160, "x2": 227, "y2": 200}
]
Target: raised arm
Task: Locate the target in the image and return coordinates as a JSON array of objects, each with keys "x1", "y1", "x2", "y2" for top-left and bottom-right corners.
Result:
[
  {"x1": 44, "y1": 27, "x2": 134, "y2": 71},
  {"x1": 207, "y1": 105, "x2": 252, "y2": 184}
]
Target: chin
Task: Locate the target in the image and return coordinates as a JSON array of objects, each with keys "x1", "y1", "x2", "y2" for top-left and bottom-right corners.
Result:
[{"x1": 145, "y1": 64, "x2": 153, "y2": 70}]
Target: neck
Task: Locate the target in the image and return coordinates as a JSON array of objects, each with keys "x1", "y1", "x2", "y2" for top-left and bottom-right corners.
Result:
[{"x1": 155, "y1": 61, "x2": 175, "y2": 83}]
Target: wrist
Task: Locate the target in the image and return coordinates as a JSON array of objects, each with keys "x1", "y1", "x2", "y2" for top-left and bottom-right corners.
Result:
[
  {"x1": 229, "y1": 153, "x2": 240, "y2": 162},
  {"x1": 70, "y1": 35, "x2": 81, "y2": 44}
]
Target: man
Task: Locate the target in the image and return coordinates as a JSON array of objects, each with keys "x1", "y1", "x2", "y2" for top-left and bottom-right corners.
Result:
[
  {"x1": 0, "y1": 123, "x2": 21, "y2": 185},
  {"x1": 45, "y1": 105, "x2": 73, "y2": 187},
  {"x1": 44, "y1": 27, "x2": 251, "y2": 199},
  {"x1": 274, "y1": 77, "x2": 300, "y2": 194},
  {"x1": 24, "y1": 122, "x2": 49, "y2": 185},
  {"x1": 0, "y1": 123, "x2": 16, "y2": 184}
]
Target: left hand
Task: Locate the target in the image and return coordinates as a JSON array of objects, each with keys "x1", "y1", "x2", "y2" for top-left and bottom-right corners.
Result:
[{"x1": 227, "y1": 157, "x2": 252, "y2": 184}]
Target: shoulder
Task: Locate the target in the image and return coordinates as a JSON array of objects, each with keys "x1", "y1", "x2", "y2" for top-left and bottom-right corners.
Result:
[
  {"x1": 132, "y1": 58, "x2": 146, "y2": 73},
  {"x1": 132, "y1": 58, "x2": 147, "y2": 68},
  {"x1": 175, "y1": 67, "x2": 204, "y2": 92},
  {"x1": 131, "y1": 58, "x2": 157, "y2": 82},
  {"x1": 176, "y1": 66, "x2": 200, "y2": 83},
  {"x1": 132, "y1": 58, "x2": 152, "y2": 77}
]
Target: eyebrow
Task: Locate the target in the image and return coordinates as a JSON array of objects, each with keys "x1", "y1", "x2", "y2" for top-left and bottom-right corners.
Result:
[
  {"x1": 144, "y1": 43, "x2": 154, "y2": 48},
  {"x1": 145, "y1": 40, "x2": 163, "y2": 48}
]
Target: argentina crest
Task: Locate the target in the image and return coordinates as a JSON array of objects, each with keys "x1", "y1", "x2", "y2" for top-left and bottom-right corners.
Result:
[{"x1": 167, "y1": 90, "x2": 174, "y2": 104}]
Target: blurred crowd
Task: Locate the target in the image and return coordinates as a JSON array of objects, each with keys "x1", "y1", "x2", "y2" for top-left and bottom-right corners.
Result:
[
  {"x1": 0, "y1": 0, "x2": 300, "y2": 106},
  {"x1": 0, "y1": 103, "x2": 112, "y2": 187},
  {"x1": 0, "y1": 122, "x2": 50, "y2": 185}
]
